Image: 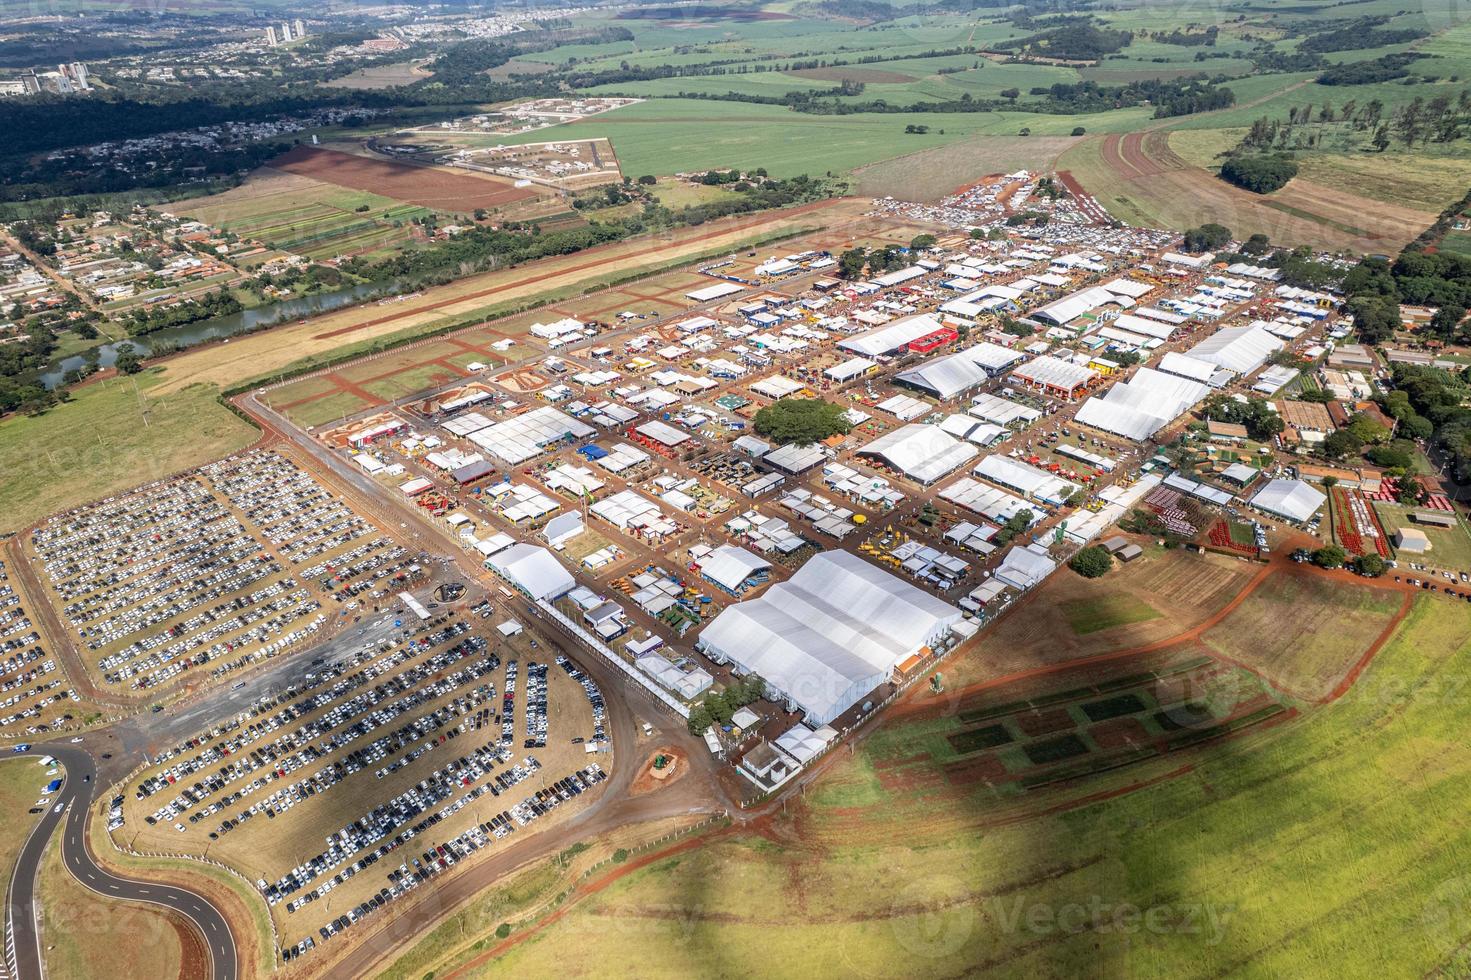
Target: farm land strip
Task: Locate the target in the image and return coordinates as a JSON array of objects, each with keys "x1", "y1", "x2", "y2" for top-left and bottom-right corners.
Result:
[{"x1": 472, "y1": 594, "x2": 1470, "y2": 980}]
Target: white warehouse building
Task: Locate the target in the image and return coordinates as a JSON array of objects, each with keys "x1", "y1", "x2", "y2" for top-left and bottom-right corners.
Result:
[{"x1": 696, "y1": 551, "x2": 961, "y2": 725}]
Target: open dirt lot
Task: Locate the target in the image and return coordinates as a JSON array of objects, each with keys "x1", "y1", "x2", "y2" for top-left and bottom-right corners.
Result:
[{"x1": 270, "y1": 146, "x2": 540, "y2": 214}]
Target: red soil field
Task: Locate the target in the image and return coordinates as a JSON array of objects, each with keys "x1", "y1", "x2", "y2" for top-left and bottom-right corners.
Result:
[{"x1": 269, "y1": 145, "x2": 538, "y2": 212}]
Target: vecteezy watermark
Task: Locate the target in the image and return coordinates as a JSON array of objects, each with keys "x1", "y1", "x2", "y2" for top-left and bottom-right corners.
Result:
[{"x1": 990, "y1": 895, "x2": 1236, "y2": 946}]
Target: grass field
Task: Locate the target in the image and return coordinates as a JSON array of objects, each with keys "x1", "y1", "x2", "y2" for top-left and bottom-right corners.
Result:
[
  {"x1": 458, "y1": 595, "x2": 1471, "y2": 979},
  {"x1": 40, "y1": 833, "x2": 185, "y2": 980},
  {"x1": 1200, "y1": 571, "x2": 1404, "y2": 701},
  {"x1": 0, "y1": 371, "x2": 257, "y2": 535},
  {"x1": 1060, "y1": 593, "x2": 1161, "y2": 635},
  {"x1": 1374, "y1": 501, "x2": 1471, "y2": 569},
  {"x1": 483, "y1": 98, "x2": 1148, "y2": 179},
  {"x1": 0, "y1": 759, "x2": 47, "y2": 900},
  {"x1": 851, "y1": 135, "x2": 1082, "y2": 201},
  {"x1": 177, "y1": 171, "x2": 432, "y2": 261}
]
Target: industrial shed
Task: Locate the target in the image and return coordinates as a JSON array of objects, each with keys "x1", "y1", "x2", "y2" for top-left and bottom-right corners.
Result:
[
  {"x1": 858, "y1": 424, "x2": 979, "y2": 485},
  {"x1": 698, "y1": 545, "x2": 771, "y2": 593},
  {"x1": 974, "y1": 454, "x2": 1079, "y2": 506},
  {"x1": 696, "y1": 551, "x2": 961, "y2": 725}
]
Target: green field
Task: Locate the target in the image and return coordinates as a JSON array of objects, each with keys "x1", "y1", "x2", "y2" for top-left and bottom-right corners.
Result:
[
  {"x1": 1061, "y1": 594, "x2": 1161, "y2": 635},
  {"x1": 1375, "y1": 501, "x2": 1471, "y2": 569},
  {"x1": 0, "y1": 371, "x2": 257, "y2": 534},
  {"x1": 487, "y1": 98, "x2": 1148, "y2": 178},
  {"x1": 416, "y1": 596, "x2": 1471, "y2": 978}
]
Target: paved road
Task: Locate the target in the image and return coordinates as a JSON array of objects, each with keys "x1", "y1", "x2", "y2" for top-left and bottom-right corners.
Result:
[{"x1": 5, "y1": 746, "x2": 237, "y2": 980}]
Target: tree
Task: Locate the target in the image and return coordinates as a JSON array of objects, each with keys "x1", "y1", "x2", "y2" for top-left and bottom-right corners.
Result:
[
  {"x1": 753, "y1": 398, "x2": 851, "y2": 445},
  {"x1": 1182, "y1": 223, "x2": 1232, "y2": 253},
  {"x1": 685, "y1": 702, "x2": 712, "y2": 736},
  {"x1": 1071, "y1": 126, "x2": 1086, "y2": 136},
  {"x1": 637, "y1": 174, "x2": 657, "y2": 185},
  {"x1": 113, "y1": 342, "x2": 143, "y2": 375},
  {"x1": 837, "y1": 247, "x2": 868, "y2": 280},
  {"x1": 1069, "y1": 546, "x2": 1113, "y2": 578},
  {"x1": 909, "y1": 233, "x2": 937, "y2": 251},
  {"x1": 1354, "y1": 553, "x2": 1386, "y2": 577},
  {"x1": 1397, "y1": 475, "x2": 1428, "y2": 505},
  {"x1": 1321, "y1": 428, "x2": 1364, "y2": 461},
  {"x1": 1313, "y1": 544, "x2": 1347, "y2": 568}
]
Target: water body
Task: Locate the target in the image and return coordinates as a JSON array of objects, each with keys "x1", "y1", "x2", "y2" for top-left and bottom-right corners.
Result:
[{"x1": 39, "y1": 279, "x2": 396, "y2": 389}]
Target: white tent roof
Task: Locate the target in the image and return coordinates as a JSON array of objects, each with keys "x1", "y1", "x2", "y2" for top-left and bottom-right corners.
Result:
[
  {"x1": 838, "y1": 313, "x2": 946, "y2": 357},
  {"x1": 490, "y1": 543, "x2": 575, "y2": 600},
  {"x1": 894, "y1": 342, "x2": 1023, "y2": 399},
  {"x1": 995, "y1": 542, "x2": 1058, "y2": 590},
  {"x1": 1157, "y1": 351, "x2": 1218, "y2": 383},
  {"x1": 1033, "y1": 286, "x2": 1126, "y2": 326},
  {"x1": 975, "y1": 454, "x2": 1079, "y2": 505},
  {"x1": 858, "y1": 424, "x2": 979, "y2": 485},
  {"x1": 1251, "y1": 479, "x2": 1326, "y2": 523},
  {"x1": 1075, "y1": 367, "x2": 1209, "y2": 441},
  {"x1": 1187, "y1": 323, "x2": 1284, "y2": 376},
  {"x1": 700, "y1": 545, "x2": 771, "y2": 592},
  {"x1": 697, "y1": 551, "x2": 960, "y2": 725}
]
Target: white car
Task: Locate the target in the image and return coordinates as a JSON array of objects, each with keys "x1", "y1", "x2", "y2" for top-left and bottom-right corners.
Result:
[{"x1": 69, "y1": 737, "x2": 83, "y2": 743}]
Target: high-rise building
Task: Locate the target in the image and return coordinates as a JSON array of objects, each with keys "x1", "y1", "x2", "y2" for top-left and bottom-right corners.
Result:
[
  {"x1": 264, "y1": 25, "x2": 279, "y2": 46},
  {"x1": 279, "y1": 21, "x2": 293, "y2": 43},
  {"x1": 292, "y1": 19, "x2": 306, "y2": 39}
]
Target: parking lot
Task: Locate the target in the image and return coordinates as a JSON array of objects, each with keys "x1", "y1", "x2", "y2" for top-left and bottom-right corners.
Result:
[
  {"x1": 116, "y1": 606, "x2": 611, "y2": 959},
  {"x1": 26, "y1": 450, "x2": 419, "y2": 695},
  {"x1": 0, "y1": 558, "x2": 84, "y2": 736}
]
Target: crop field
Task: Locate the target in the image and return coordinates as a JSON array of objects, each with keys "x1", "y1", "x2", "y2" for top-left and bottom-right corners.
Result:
[
  {"x1": 481, "y1": 98, "x2": 1148, "y2": 179},
  {"x1": 117, "y1": 613, "x2": 611, "y2": 964},
  {"x1": 1199, "y1": 570, "x2": 1406, "y2": 702},
  {"x1": 1058, "y1": 131, "x2": 1438, "y2": 251},
  {"x1": 461, "y1": 595, "x2": 1471, "y2": 979},
  {"x1": 176, "y1": 171, "x2": 433, "y2": 261},
  {"x1": 24, "y1": 449, "x2": 416, "y2": 697},
  {"x1": 270, "y1": 145, "x2": 541, "y2": 215}
]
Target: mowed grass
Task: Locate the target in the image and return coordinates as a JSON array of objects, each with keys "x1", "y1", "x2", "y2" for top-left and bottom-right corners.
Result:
[
  {"x1": 1375, "y1": 501, "x2": 1471, "y2": 570},
  {"x1": 1200, "y1": 571, "x2": 1404, "y2": 701},
  {"x1": 1060, "y1": 594, "x2": 1161, "y2": 635},
  {"x1": 276, "y1": 388, "x2": 375, "y2": 428},
  {"x1": 0, "y1": 759, "x2": 47, "y2": 899},
  {"x1": 0, "y1": 371, "x2": 256, "y2": 535},
  {"x1": 40, "y1": 833, "x2": 184, "y2": 980},
  {"x1": 466, "y1": 597, "x2": 1471, "y2": 979}
]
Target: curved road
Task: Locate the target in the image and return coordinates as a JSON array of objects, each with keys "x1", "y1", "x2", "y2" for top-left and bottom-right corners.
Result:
[{"x1": 5, "y1": 746, "x2": 237, "y2": 980}]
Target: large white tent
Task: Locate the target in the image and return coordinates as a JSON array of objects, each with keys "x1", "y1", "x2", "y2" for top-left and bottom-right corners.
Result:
[
  {"x1": 895, "y1": 342, "x2": 1024, "y2": 399},
  {"x1": 699, "y1": 545, "x2": 771, "y2": 593},
  {"x1": 1186, "y1": 322, "x2": 1284, "y2": 376},
  {"x1": 697, "y1": 551, "x2": 960, "y2": 725},
  {"x1": 489, "y1": 543, "x2": 575, "y2": 600},
  {"x1": 1074, "y1": 367, "x2": 1209, "y2": 441},
  {"x1": 838, "y1": 313, "x2": 947, "y2": 357},
  {"x1": 1250, "y1": 479, "x2": 1326, "y2": 523},
  {"x1": 858, "y1": 424, "x2": 979, "y2": 485},
  {"x1": 468, "y1": 407, "x2": 595, "y2": 465}
]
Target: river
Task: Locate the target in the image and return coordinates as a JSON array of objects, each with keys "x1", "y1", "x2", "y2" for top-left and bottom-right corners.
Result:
[{"x1": 39, "y1": 279, "x2": 397, "y2": 389}]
